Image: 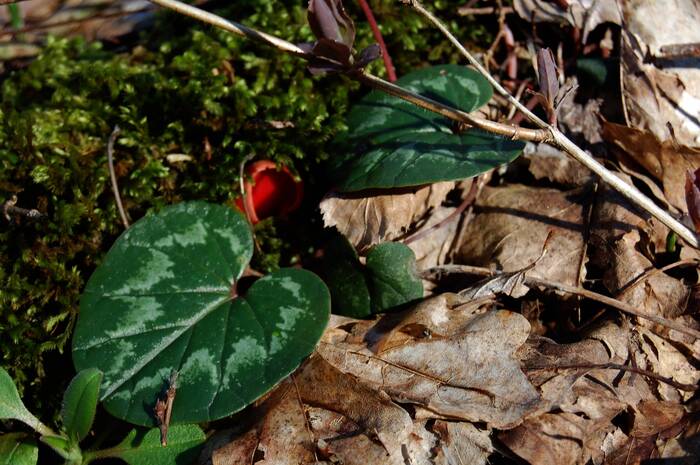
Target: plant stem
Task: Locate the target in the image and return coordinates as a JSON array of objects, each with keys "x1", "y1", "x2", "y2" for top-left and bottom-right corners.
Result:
[
  {"x1": 107, "y1": 126, "x2": 130, "y2": 229},
  {"x1": 405, "y1": 0, "x2": 699, "y2": 249},
  {"x1": 146, "y1": 0, "x2": 549, "y2": 144},
  {"x1": 357, "y1": 0, "x2": 397, "y2": 82}
]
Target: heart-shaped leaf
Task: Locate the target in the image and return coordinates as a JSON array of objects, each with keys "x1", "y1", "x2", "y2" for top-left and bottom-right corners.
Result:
[
  {"x1": 61, "y1": 368, "x2": 102, "y2": 442},
  {"x1": 331, "y1": 65, "x2": 525, "y2": 191},
  {"x1": 323, "y1": 234, "x2": 371, "y2": 318},
  {"x1": 0, "y1": 368, "x2": 42, "y2": 433},
  {"x1": 323, "y1": 237, "x2": 422, "y2": 317},
  {"x1": 366, "y1": 242, "x2": 423, "y2": 313},
  {"x1": 72, "y1": 202, "x2": 330, "y2": 425},
  {"x1": 0, "y1": 434, "x2": 38, "y2": 465},
  {"x1": 86, "y1": 425, "x2": 205, "y2": 465}
]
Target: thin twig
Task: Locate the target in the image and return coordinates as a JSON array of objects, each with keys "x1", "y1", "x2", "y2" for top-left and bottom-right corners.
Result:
[
  {"x1": 239, "y1": 154, "x2": 256, "y2": 224},
  {"x1": 422, "y1": 264, "x2": 700, "y2": 340},
  {"x1": 457, "y1": 6, "x2": 514, "y2": 16},
  {"x1": 405, "y1": 0, "x2": 699, "y2": 249},
  {"x1": 357, "y1": 0, "x2": 397, "y2": 82},
  {"x1": 107, "y1": 126, "x2": 130, "y2": 229},
  {"x1": 527, "y1": 363, "x2": 697, "y2": 392},
  {"x1": 404, "y1": 176, "x2": 481, "y2": 244}
]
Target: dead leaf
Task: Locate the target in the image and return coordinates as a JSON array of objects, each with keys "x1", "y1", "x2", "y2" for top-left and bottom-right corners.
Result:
[
  {"x1": 621, "y1": 0, "x2": 700, "y2": 147},
  {"x1": 638, "y1": 328, "x2": 700, "y2": 401},
  {"x1": 590, "y1": 180, "x2": 691, "y2": 320},
  {"x1": 320, "y1": 181, "x2": 455, "y2": 252},
  {"x1": 524, "y1": 142, "x2": 593, "y2": 187},
  {"x1": 455, "y1": 184, "x2": 589, "y2": 287},
  {"x1": 296, "y1": 354, "x2": 413, "y2": 457},
  {"x1": 603, "y1": 122, "x2": 700, "y2": 214},
  {"x1": 431, "y1": 421, "x2": 492, "y2": 465},
  {"x1": 210, "y1": 380, "x2": 315, "y2": 465},
  {"x1": 513, "y1": 0, "x2": 621, "y2": 41},
  {"x1": 630, "y1": 400, "x2": 684, "y2": 438},
  {"x1": 318, "y1": 307, "x2": 542, "y2": 428}
]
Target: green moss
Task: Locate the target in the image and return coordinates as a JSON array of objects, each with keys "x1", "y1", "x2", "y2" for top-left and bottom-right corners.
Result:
[{"x1": 0, "y1": 0, "x2": 490, "y2": 422}]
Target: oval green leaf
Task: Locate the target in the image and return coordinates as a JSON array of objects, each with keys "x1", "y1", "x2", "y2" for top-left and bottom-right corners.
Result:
[
  {"x1": 61, "y1": 368, "x2": 102, "y2": 442},
  {"x1": 97, "y1": 425, "x2": 205, "y2": 465},
  {"x1": 0, "y1": 368, "x2": 42, "y2": 433},
  {"x1": 72, "y1": 202, "x2": 330, "y2": 425},
  {"x1": 323, "y1": 234, "x2": 371, "y2": 318},
  {"x1": 0, "y1": 434, "x2": 38, "y2": 465},
  {"x1": 366, "y1": 242, "x2": 423, "y2": 313},
  {"x1": 331, "y1": 64, "x2": 525, "y2": 191}
]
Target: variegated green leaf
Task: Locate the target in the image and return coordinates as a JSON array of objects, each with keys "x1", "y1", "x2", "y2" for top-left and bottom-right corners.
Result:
[
  {"x1": 72, "y1": 202, "x2": 330, "y2": 425},
  {"x1": 331, "y1": 64, "x2": 525, "y2": 191}
]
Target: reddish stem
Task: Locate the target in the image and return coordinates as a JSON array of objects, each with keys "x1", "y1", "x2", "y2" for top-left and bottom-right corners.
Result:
[{"x1": 357, "y1": 0, "x2": 397, "y2": 82}]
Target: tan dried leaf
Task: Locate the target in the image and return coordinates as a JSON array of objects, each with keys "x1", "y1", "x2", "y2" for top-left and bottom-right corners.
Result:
[
  {"x1": 603, "y1": 122, "x2": 700, "y2": 213},
  {"x1": 320, "y1": 182, "x2": 455, "y2": 252},
  {"x1": 621, "y1": 0, "x2": 700, "y2": 147},
  {"x1": 513, "y1": 0, "x2": 621, "y2": 41},
  {"x1": 432, "y1": 421, "x2": 492, "y2": 465},
  {"x1": 318, "y1": 308, "x2": 541, "y2": 428},
  {"x1": 296, "y1": 354, "x2": 413, "y2": 457},
  {"x1": 455, "y1": 185, "x2": 588, "y2": 287}
]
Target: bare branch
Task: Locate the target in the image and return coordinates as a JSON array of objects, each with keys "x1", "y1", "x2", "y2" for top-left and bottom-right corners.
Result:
[{"x1": 405, "y1": 0, "x2": 700, "y2": 249}]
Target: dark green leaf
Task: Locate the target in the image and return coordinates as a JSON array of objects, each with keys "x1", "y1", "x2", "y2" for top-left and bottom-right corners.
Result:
[
  {"x1": 0, "y1": 434, "x2": 38, "y2": 465},
  {"x1": 0, "y1": 368, "x2": 42, "y2": 432},
  {"x1": 72, "y1": 202, "x2": 330, "y2": 425},
  {"x1": 323, "y1": 234, "x2": 371, "y2": 318},
  {"x1": 99, "y1": 425, "x2": 205, "y2": 465},
  {"x1": 366, "y1": 243, "x2": 423, "y2": 313},
  {"x1": 61, "y1": 368, "x2": 102, "y2": 442},
  {"x1": 332, "y1": 65, "x2": 525, "y2": 191}
]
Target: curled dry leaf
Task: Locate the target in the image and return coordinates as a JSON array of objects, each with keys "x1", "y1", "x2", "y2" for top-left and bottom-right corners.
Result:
[
  {"x1": 296, "y1": 354, "x2": 413, "y2": 457},
  {"x1": 320, "y1": 181, "x2": 454, "y2": 252},
  {"x1": 603, "y1": 122, "x2": 700, "y2": 214},
  {"x1": 686, "y1": 168, "x2": 700, "y2": 231},
  {"x1": 211, "y1": 380, "x2": 315, "y2": 465},
  {"x1": 455, "y1": 184, "x2": 588, "y2": 287},
  {"x1": 590, "y1": 180, "x2": 691, "y2": 320},
  {"x1": 621, "y1": 0, "x2": 700, "y2": 147},
  {"x1": 318, "y1": 304, "x2": 541, "y2": 428},
  {"x1": 513, "y1": 0, "x2": 621, "y2": 41}
]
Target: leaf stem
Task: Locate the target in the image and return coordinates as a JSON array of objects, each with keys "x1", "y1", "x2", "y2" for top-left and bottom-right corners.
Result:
[
  {"x1": 107, "y1": 126, "x2": 130, "y2": 229},
  {"x1": 404, "y1": 0, "x2": 699, "y2": 249},
  {"x1": 357, "y1": 0, "x2": 397, "y2": 82}
]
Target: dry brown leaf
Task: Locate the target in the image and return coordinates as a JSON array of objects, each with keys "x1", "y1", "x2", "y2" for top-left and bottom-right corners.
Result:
[
  {"x1": 211, "y1": 429, "x2": 258, "y2": 465},
  {"x1": 296, "y1": 354, "x2": 413, "y2": 458},
  {"x1": 318, "y1": 306, "x2": 541, "y2": 428},
  {"x1": 590, "y1": 180, "x2": 691, "y2": 320},
  {"x1": 455, "y1": 184, "x2": 588, "y2": 287},
  {"x1": 513, "y1": 0, "x2": 621, "y2": 41},
  {"x1": 621, "y1": 0, "x2": 700, "y2": 147},
  {"x1": 431, "y1": 421, "x2": 492, "y2": 465},
  {"x1": 603, "y1": 122, "x2": 700, "y2": 214},
  {"x1": 638, "y1": 328, "x2": 700, "y2": 401},
  {"x1": 630, "y1": 400, "x2": 684, "y2": 438},
  {"x1": 210, "y1": 381, "x2": 315, "y2": 465},
  {"x1": 320, "y1": 181, "x2": 455, "y2": 252},
  {"x1": 523, "y1": 142, "x2": 593, "y2": 187},
  {"x1": 500, "y1": 413, "x2": 589, "y2": 465}
]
